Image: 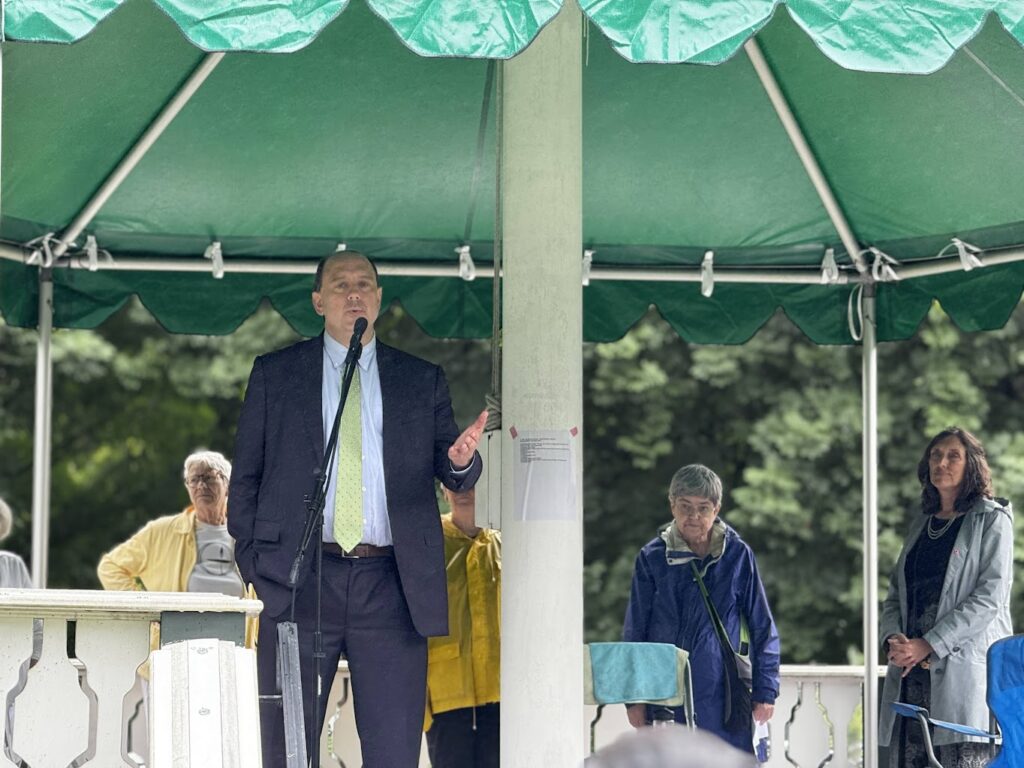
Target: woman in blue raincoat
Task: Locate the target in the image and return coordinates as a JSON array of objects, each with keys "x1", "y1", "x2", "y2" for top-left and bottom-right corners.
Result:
[{"x1": 623, "y1": 464, "x2": 780, "y2": 754}]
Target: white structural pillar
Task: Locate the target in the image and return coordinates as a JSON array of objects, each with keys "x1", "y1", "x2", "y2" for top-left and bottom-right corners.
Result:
[
  {"x1": 861, "y1": 285, "x2": 879, "y2": 768},
  {"x1": 500, "y1": 4, "x2": 584, "y2": 767},
  {"x1": 31, "y1": 271, "x2": 54, "y2": 588}
]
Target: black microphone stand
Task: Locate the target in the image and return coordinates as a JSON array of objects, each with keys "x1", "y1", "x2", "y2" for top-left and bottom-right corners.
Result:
[{"x1": 287, "y1": 318, "x2": 366, "y2": 768}]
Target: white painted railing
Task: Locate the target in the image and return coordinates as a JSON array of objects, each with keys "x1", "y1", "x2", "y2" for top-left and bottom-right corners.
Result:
[
  {"x1": 0, "y1": 595, "x2": 884, "y2": 768},
  {"x1": 582, "y1": 664, "x2": 886, "y2": 768},
  {"x1": 0, "y1": 589, "x2": 261, "y2": 768},
  {"x1": 319, "y1": 663, "x2": 886, "y2": 767}
]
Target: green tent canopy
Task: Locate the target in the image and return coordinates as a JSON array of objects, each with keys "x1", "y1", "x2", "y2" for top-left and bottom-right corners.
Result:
[
  {"x1": 3, "y1": 0, "x2": 1024, "y2": 344},
  {"x1": 10, "y1": 0, "x2": 1024, "y2": 69}
]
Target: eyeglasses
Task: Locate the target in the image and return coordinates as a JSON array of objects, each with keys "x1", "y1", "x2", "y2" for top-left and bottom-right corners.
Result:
[
  {"x1": 672, "y1": 499, "x2": 717, "y2": 518},
  {"x1": 186, "y1": 472, "x2": 223, "y2": 488}
]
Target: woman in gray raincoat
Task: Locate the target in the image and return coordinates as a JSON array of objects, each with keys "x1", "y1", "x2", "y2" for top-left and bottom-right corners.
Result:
[{"x1": 880, "y1": 427, "x2": 1013, "y2": 768}]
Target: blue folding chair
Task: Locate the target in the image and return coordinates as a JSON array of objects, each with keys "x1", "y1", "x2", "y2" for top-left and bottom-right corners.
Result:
[{"x1": 891, "y1": 634, "x2": 1024, "y2": 768}]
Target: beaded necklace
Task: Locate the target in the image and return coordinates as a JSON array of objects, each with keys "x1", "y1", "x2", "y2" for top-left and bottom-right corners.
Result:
[{"x1": 926, "y1": 513, "x2": 958, "y2": 540}]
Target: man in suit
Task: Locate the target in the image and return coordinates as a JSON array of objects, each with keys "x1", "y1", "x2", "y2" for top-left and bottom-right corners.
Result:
[{"x1": 229, "y1": 251, "x2": 487, "y2": 768}]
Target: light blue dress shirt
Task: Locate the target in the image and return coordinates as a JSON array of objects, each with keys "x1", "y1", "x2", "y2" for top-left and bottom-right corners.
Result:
[
  {"x1": 320, "y1": 332, "x2": 476, "y2": 548},
  {"x1": 322, "y1": 332, "x2": 391, "y2": 546}
]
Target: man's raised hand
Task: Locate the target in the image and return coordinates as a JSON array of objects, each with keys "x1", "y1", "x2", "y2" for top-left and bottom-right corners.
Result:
[{"x1": 449, "y1": 409, "x2": 489, "y2": 470}]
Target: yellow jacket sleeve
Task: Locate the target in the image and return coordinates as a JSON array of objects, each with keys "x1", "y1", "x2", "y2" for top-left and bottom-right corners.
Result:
[{"x1": 97, "y1": 525, "x2": 153, "y2": 591}]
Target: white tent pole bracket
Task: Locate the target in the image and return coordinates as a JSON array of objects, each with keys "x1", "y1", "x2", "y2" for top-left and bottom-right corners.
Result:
[
  {"x1": 951, "y1": 237, "x2": 983, "y2": 271},
  {"x1": 868, "y1": 247, "x2": 901, "y2": 282},
  {"x1": 744, "y1": 37, "x2": 868, "y2": 275},
  {"x1": 820, "y1": 248, "x2": 840, "y2": 284},
  {"x1": 24, "y1": 233, "x2": 60, "y2": 268},
  {"x1": 455, "y1": 245, "x2": 476, "y2": 281},
  {"x1": 204, "y1": 240, "x2": 225, "y2": 279},
  {"x1": 51, "y1": 52, "x2": 226, "y2": 262},
  {"x1": 582, "y1": 249, "x2": 594, "y2": 286},
  {"x1": 83, "y1": 235, "x2": 114, "y2": 272},
  {"x1": 700, "y1": 250, "x2": 715, "y2": 297}
]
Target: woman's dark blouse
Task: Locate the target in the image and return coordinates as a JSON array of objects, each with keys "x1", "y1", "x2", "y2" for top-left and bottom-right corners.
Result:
[{"x1": 904, "y1": 514, "x2": 966, "y2": 639}]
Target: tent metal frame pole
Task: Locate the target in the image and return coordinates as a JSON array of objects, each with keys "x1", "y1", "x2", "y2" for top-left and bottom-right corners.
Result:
[
  {"x1": 50, "y1": 52, "x2": 226, "y2": 259},
  {"x1": 21, "y1": 52, "x2": 225, "y2": 586},
  {"x1": 10, "y1": 241, "x2": 1024, "y2": 284},
  {"x1": 744, "y1": 38, "x2": 868, "y2": 275},
  {"x1": 862, "y1": 284, "x2": 880, "y2": 768},
  {"x1": 30, "y1": 271, "x2": 54, "y2": 588}
]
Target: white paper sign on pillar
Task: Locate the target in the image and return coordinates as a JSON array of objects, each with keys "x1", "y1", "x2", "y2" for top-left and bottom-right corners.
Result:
[{"x1": 510, "y1": 426, "x2": 579, "y2": 521}]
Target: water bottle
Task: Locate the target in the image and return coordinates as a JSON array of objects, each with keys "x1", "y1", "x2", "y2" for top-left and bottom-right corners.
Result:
[{"x1": 753, "y1": 720, "x2": 771, "y2": 763}]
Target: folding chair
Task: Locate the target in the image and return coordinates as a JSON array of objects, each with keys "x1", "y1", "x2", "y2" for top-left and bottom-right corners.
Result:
[
  {"x1": 584, "y1": 642, "x2": 695, "y2": 753},
  {"x1": 890, "y1": 634, "x2": 1024, "y2": 768}
]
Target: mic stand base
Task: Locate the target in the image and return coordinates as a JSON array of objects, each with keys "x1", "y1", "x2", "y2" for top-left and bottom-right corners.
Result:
[{"x1": 277, "y1": 622, "x2": 308, "y2": 768}]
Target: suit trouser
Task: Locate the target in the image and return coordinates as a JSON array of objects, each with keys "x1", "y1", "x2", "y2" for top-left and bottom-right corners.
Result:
[
  {"x1": 257, "y1": 551, "x2": 427, "y2": 768},
  {"x1": 425, "y1": 703, "x2": 500, "y2": 768}
]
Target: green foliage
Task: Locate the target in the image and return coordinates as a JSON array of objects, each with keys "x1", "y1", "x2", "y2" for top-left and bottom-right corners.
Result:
[
  {"x1": 2, "y1": 298, "x2": 1023, "y2": 666},
  {"x1": 582, "y1": 303, "x2": 1024, "y2": 666},
  {"x1": 0, "y1": 300, "x2": 302, "y2": 587},
  {"x1": 0, "y1": 298, "x2": 491, "y2": 589}
]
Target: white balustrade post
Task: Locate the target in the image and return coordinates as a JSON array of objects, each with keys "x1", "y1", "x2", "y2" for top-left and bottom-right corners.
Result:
[
  {"x1": 0, "y1": 589, "x2": 261, "y2": 766},
  {"x1": 0, "y1": 617, "x2": 35, "y2": 768}
]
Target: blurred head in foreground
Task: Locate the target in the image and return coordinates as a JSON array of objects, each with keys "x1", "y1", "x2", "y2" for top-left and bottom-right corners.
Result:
[{"x1": 585, "y1": 727, "x2": 757, "y2": 768}]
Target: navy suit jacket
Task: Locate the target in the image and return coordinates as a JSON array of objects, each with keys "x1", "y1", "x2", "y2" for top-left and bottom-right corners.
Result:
[{"x1": 228, "y1": 335, "x2": 481, "y2": 635}]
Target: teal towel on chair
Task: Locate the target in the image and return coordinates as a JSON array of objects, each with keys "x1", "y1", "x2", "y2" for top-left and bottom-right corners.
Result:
[{"x1": 589, "y1": 642, "x2": 679, "y2": 704}]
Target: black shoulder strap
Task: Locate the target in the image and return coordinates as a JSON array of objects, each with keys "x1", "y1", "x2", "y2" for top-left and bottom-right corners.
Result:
[{"x1": 690, "y1": 560, "x2": 736, "y2": 655}]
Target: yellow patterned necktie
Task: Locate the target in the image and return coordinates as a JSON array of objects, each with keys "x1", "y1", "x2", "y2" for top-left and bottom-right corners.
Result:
[{"x1": 333, "y1": 366, "x2": 363, "y2": 551}]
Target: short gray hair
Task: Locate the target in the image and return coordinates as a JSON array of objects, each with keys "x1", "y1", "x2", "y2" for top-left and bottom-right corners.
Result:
[
  {"x1": 183, "y1": 450, "x2": 232, "y2": 483},
  {"x1": 668, "y1": 463, "x2": 723, "y2": 506},
  {"x1": 0, "y1": 498, "x2": 12, "y2": 543}
]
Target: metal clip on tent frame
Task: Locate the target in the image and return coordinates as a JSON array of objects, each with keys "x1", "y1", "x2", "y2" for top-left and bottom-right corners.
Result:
[
  {"x1": 582, "y1": 249, "x2": 594, "y2": 286},
  {"x1": 25, "y1": 233, "x2": 60, "y2": 268},
  {"x1": 456, "y1": 245, "x2": 476, "y2": 281},
  {"x1": 820, "y1": 248, "x2": 840, "y2": 285},
  {"x1": 83, "y1": 235, "x2": 114, "y2": 272},
  {"x1": 868, "y1": 247, "x2": 901, "y2": 282},
  {"x1": 952, "y1": 237, "x2": 984, "y2": 271},
  {"x1": 204, "y1": 240, "x2": 225, "y2": 279},
  {"x1": 700, "y1": 250, "x2": 714, "y2": 297}
]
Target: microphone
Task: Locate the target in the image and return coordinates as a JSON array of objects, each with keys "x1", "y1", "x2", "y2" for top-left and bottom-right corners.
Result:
[
  {"x1": 349, "y1": 317, "x2": 368, "y2": 348},
  {"x1": 344, "y1": 317, "x2": 369, "y2": 365}
]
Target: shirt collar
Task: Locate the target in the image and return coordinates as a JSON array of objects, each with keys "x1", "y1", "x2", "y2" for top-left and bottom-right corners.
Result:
[
  {"x1": 660, "y1": 518, "x2": 727, "y2": 569},
  {"x1": 323, "y1": 330, "x2": 376, "y2": 372}
]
